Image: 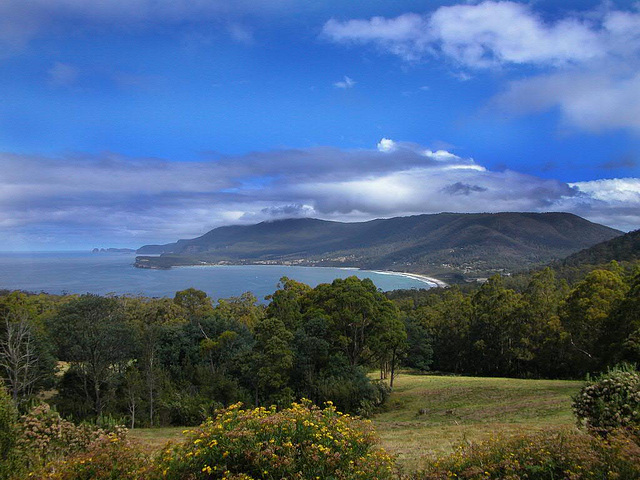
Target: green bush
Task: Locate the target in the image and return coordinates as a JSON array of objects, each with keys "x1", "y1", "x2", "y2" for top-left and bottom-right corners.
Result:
[
  {"x1": 416, "y1": 429, "x2": 640, "y2": 480},
  {"x1": 573, "y1": 364, "x2": 640, "y2": 436},
  {"x1": 154, "y1": 399, "x2": 396, "y2": 480},
  {"x1": 0, "y1": 380, "x2": 20, "y2": 480}
]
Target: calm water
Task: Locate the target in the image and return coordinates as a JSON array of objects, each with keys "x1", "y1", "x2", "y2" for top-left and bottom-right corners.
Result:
[{"x1": 0, "y1": 252, "x2": 431, "y2": 301}]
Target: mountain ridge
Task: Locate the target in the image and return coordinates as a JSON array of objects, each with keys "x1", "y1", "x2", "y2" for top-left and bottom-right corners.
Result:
[{"x1": 135, "y1": 212, "x2": 622, "y2": 280}]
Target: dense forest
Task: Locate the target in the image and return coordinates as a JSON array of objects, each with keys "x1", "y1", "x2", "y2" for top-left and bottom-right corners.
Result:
[{"x1": 1, "y1": 252, "x2": 639, "y2": 428}]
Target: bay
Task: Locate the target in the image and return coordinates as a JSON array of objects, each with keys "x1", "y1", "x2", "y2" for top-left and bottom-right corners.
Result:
[{"x1": 0, "y1": 252, "x2": 432, "y2": 301}]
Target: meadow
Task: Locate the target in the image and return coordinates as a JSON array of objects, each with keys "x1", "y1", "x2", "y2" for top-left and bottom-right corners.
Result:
[{"x1": 129, "y1": 373, "x2": 583, "y2": 470}]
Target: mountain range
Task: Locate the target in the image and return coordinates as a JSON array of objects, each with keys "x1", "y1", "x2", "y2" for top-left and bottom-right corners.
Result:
[{"x1": 135, "y1": 212, "x2": 622, "y2": 281}]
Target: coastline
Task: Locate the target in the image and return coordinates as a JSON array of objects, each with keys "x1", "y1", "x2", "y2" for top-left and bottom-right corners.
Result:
[
  {"x1": 369, "y1": 270, "x2": 448, "y2": 288},
  {"x1": 163, "y1": 261, "x2": 447, "y2": 288}
]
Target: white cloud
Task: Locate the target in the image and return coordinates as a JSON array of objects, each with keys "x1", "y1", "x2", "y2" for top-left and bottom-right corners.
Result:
[
  {"x1": 423, "y1": 149, "x2": 461, "y2": 162},
  {"x1": 494, "y1": 70, "x2": 640, "y2": 132},
  {"x1": 377, "y1": 138, "x2": 396, "y2": 152},
  {"x1": 570, "y1": 178, "x2": 640, "y2": 203},
  {"x1": 322, "y1": 1, "x2": 611, "y2": 67},
  {"x1": 323, "y1": 13, "x2": 430, "y2": 62},
  {"x1": 333, "y1": 75, "x2": 356, "y2": 89},
  {"x1": 1, "y1": 141, "x2": 638, "y2": 249},
  {"x1": 322, "y1": 2, "x2": 640, "y2": 133}
]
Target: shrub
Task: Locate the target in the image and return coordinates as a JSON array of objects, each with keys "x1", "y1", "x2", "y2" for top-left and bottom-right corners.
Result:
[
  {"x1": 154, "y1": 399, "x2": 395, "y2": 479},
  {"x1": 416, "y1": 429, "x2": 640, "y2": 480},
  {"x1": 0, "y1": 380, "x2": 20, "y2": 480},
  {"x1": 573, "y1": 364, "x2": 640, "y2": 436},
  {"x1": 16, "y1": 403, "x2": 108, "y2": 470},
  {"x1": 34, "y1": 430, "x2": 150, "y2": 480}
]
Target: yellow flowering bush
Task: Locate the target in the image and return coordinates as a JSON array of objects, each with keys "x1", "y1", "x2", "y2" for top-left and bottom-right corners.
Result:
[{"x1": 154, "y1": 399, "x2": 395, "y2": 479}]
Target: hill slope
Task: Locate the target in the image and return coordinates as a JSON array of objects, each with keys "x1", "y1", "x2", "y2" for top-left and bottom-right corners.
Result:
[
  {"x1": 135, "y1": 212, "x2": 621, "y2": 278},
  {"x1": 560, "y1": 228, "x2": 640, "y2": 267}
]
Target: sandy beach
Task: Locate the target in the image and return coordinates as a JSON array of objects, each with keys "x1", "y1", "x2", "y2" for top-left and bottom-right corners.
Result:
[{"x1": 370, "y1": 270, "x2": 448, "y2": 288}]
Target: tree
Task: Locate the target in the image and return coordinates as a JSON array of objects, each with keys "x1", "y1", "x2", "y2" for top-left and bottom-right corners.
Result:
[
  {"x1": 250, "y1": 317, "x2": 294, "y2": 406},
  {"x1": 470, "y1": 276, "x2": 523, "y2": 376},
  {"x1": 602, "y1": 271, "x2": 640, "y2": 366},
  {"x1": 309, "y1": 277, "x2": 401, "y2": 368},
  {"x1": 125, "y1": 296, "x2": 186, "y2": 426},
  {"x1": 401, "y1": 315, "x2": 433, "y2": 373},
  {"x1": 265, "y1": 277, "x2": 311, "y2": 331},
  {"x1": 173, "y1": 288, "x2": 214, "y2": 319},
  {"x1": 215, "y1": 292, "x2": 265, "y2": 330},
  {"x1": 49, "y1": 294, "x2": 135, "y2": 417},
  {"x1": 0, "y1": 293, "x2": 55, "y2": 406},
  {"x1": 560, "y1": 269, "x2": 627, "y2": 374}
]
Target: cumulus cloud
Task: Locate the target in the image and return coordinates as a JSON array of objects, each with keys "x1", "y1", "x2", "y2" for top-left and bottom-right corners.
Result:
[
  {"x1": 333, "y1": 76, "x2": 356, "y2": 89},
  {"x1": 377, "y1": 138, "x2": 396, "y2": 152},
  {"x1": 322, "y1": 1, "x2": 613, "y2": 66},
  {"x1": 1, "y1": 141, "x2": 638, "y2": 249},
  {"x1": 322, "y1": 1, "x2": 640, "y2": 133}
]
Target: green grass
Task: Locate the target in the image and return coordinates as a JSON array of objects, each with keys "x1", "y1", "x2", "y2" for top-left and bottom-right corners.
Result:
[
  {"x1": 374, "y1": 373, "x2": 582, "y2": 469},
  {"x1": 128, "y1": 373, "x2": 584, "y2": 470}
]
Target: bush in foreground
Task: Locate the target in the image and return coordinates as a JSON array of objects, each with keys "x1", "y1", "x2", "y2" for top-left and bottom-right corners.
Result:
[
  {"x1": 416, "y1": 429, "x2": 640, "y2": 480},
  {"x1": 35, "y1": 430, "x2": 150, "y2": 480},
  {"x1": 573, "y1": 364, "x2": 640, "y2": 436},
  {"x1": 0, "y1": 380, "x2": 20, "y2": 480},
  {"x1": 155, "y1": 400, "x2": 395, "y2": 480}
]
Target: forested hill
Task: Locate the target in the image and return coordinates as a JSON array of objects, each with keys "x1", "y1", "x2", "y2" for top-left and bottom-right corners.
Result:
[
  {"x1": 135, "y1": 212, "x2": 621, "y2": 279},
  {"x1": 542, "y1": 228, "x2": 640, "y2": 283},
  {"x1": 560, "y1": 228, "x2": 640, "y2": 267}
]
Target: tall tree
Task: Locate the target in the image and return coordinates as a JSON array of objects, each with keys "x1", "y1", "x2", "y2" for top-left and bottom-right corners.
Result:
[
  {"x1": 49, "y1": 295, "x2": 135, "y2": 417},
  {"x1": 560, "y1": 269, "x2": 627, "y2": 374},
  {"x1": 309, "y1": 277, "x2": 401, "y2": 368}
]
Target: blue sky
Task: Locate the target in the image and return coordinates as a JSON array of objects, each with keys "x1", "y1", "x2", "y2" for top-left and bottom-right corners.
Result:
[{"x1": 1, "y1": 0, "x2": 639, "y2": 250}]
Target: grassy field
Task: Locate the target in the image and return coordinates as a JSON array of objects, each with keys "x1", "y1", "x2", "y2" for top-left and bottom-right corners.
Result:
[
  {"x1": 375, "y1": 373, "x2": 582, "y2": 469},
  {"x1": 128, "y1": 373, "x2": 583, "y2": 469}
]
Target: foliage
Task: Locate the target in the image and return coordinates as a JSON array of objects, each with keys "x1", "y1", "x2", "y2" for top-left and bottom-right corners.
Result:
[
  {"x1": 560, "y1": 269, "x2": 628, "y2": 375},
  {"x1": 49, "y1": 294, "x2": 136, "y2": 417},
  {"x1": 16, "y1": 403, "x2": 116, "y2": 470},
  {"x1": 0, "y1": 292, "x2": 57, "y2": 407},
  {"x1": 416, "y1": 429, "x2": 640, "y2": 480},
  {"x1": 0, "y1": 379, "x2": 20, "y2": 480},
  {"x1": 154, "y1": 400, "x2": 395, "y2": 480},
  {"x1": 573, "y1": 364, "x2": 640, "y2": 436},
  {"x1": 34, "y1": 430, "x2": 149, "y2": 480}
]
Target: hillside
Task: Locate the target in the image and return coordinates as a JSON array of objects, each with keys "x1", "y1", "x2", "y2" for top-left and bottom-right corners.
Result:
[
  {"x1": 135, "y1": 212, "x2": 621, "y2": 279},
  {"x1": 540, "y1": 228, "x2": 640, "y2": 283},
  {"x1": 560, "y1": 228, "x2": 640, "y2": 267}
]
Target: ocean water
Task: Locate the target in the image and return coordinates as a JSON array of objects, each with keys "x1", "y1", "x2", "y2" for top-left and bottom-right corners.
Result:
[{"x1": 0, "y1": 252, "x2": 432, "y2": 301}]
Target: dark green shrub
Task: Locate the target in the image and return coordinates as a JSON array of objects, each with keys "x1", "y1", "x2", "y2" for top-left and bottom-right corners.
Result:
[
  {"x1": 0, "y1": 380, "x2": 20, "y2": 480},
  {"x1": 573, "y1": 364, "x2": 640, "y2": 436}
]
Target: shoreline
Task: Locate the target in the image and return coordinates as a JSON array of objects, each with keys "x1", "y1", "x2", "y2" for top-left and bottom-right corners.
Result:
[
  {"x1": 164, "y1": 261, "x2": 447, "y2": 288},
  {"x1": 370, "y1": 270, "x2": 448, "y2": 288}
]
